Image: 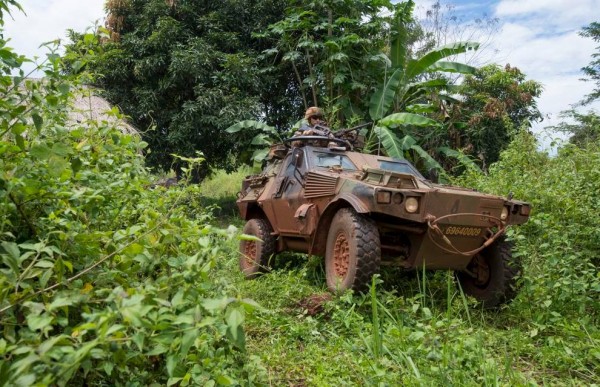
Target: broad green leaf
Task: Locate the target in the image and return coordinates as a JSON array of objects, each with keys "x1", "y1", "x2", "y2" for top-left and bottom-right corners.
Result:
[
  {"x1": 171, "y1": 289, "x2": 184, "y2": 308},
  {"x1": 202, "y1": 297, "x2": 235, "y2": 312},
  {"x1": 103, "y1": 362, "x2": 114, "y2": 377},
  {"x1": 146, "y1": 344, "x2": 168, "y2": 356},
  {"x1": 438, "y1": 147, "x2": 482, "y2": 172},
  {"x1": 227, "y1": 309, "x2": 244, "y2": 337},
  {"x1": 49, "y1": 296, "x2": 74, "y2": 311},
  {"x1": 410, "y1": 144, "x2": 444, "y2": 173},
  {"x1": 390, "y1": 3, "x2": 412, "y2": 68},
  {"x1": 251, "y1": 148, "x2": 269, "y2": 163},
  {"x1": 167, "y1": 354, "x2": 178, "y2": 377},
  {"x1": 181, "y1": 328, "x2": 198, "y2": 357},
  {"x1": 34, "y1": 260, "x2": 54, "y2": 269},
  {"x1": 132, "y1": 332, "x2": 145, "y2": 351},
  {"x1": 71, "y1": 157, "x2": 83, "y2": 174},
  {"x1": 32, "y1": 113, "x2": 43, "y2": 131},
  {"x1": 373, "y1": 127, "x2": 406, "y2": 159},
  {"x1": 51, "y1": 142, "x2": 71, "y2": 157},
  {"x1": 406, "y1": 78, "x2": 449, "y2": 90},
  {"x1": 369, "y1": 68, "x2": 403, "y2": 121},
  {"x1": 406, "y1": 42, "x2": 479, "y2": 80},
  {"x1": 37, "y1": 335, "x2": 68, "y2": 355},
  {"x1": 15, "y1": 133, "x2": 25, "y2": 150},
  {"x1": 27, "y1": 314, "x2": 53, "y2": 331},
  {"x1": 167, "y1": 377, "x2": 184, "y2": 386},
  {"x1": 30, "y1": 144, "x2": 53, "y2": 160},
  {"x1": 1, "y1": 241, "x2": 19, "y2": 260},
  {"x1": 216, "y1": 375, "x2": 236, "y2": 386},
  {"x1": 426, "y1": 61, "x2": 477, "y2": 74},
  {"x1": 57, "y1": 83, "x2": 70, "y2": 95},
  {"x1": 250, "y1": 134, "x2": 271, "y2": 146},
  {"x1": 225, "y1": 120, "x2": 277, "y2": 136},
  {"x1": 379, "y1": 113, "x2": 440, "y2": 128},
  {"x1": 48, "y1": 156, "x2": 69, "y2": 178}
]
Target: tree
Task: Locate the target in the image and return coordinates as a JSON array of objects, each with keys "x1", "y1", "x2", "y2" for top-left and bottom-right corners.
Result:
[
  {"x1": 67, "y1": 0, "x2": 289, "y2": 178},
  {"x1": 228, "y1": 1, "x2": 485, "y2": 176},
  {"x1": 551, "y1": 110, "x2": 600, "y2": 147},
  {"x1": 262, "y1": 0, "x2": 394, "y2": 125},
  {"x1": 363, "y1": 0, "x2": 481, "y2": 174},
  {"x1": 545, "y1": 23, "x2": 599, "y2": 148},
  {"x1": 580, "y1": 22, "x2": 600, "y2": 105},
  {"x1": 448, "y1": 64, "x2": 542, "y2": 169}
]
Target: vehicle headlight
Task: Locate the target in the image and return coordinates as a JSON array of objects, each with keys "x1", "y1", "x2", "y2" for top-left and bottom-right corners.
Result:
[
  {"x1": 405, "y1": 197, "x2": 419, "y2": 213},
  {"x1": 376, "y1": 190, "x2": 391, "y2": 204},
  {"x1": 500, "y1": 206, "x2": 509, "y2": 220}
]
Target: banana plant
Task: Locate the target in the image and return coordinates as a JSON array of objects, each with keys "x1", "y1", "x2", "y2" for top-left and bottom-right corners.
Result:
[{"x1": 366, "y1": 1, "x2": 481, "y2": 175}]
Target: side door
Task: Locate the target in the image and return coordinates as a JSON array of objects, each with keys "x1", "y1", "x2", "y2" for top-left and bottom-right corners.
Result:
[{"x1": 268, "y1": 147, "x2": 311, "y2": 235}]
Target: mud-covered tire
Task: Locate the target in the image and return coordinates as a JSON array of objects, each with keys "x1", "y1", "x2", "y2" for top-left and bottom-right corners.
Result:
[
  {"x1": 457, "y1": 236, "x2": 521, "y2": 308},
  {"x1": 239, "y1": 219, "x2": 276, "y2": 279},
  {"x1": 325, "y1": 208, "x2": 381, "y2": 293}
]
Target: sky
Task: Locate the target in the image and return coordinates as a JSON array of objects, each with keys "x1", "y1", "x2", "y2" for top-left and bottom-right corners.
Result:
[{"x1": 3, "y1": 0, "x2": 600, "y2": 148}]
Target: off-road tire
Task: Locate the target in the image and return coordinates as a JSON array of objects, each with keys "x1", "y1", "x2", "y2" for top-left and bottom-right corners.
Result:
[
  {"x1": 239, "y1": 218, "x2": 276, "y2": 279},
  {"x1": 325, "y1": 208, "x2": 381, "y2": 293},
  {"x1": 457, "y1": 236, "x2": 521, "y2": 308}
]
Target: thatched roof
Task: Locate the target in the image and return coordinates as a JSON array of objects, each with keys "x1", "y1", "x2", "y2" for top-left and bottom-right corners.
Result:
[
  {"x1": 70, "y1": 88, "x2": 138, "y2": 135},
  {"x1": 17, "y1": 80, "x2": 139, "y2": 136}
]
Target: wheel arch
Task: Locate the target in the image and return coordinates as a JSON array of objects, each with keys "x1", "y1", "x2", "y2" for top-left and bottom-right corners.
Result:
[
  {"x1": 310, "y1": 194, "x2": 370, "y2": 256},
  {"x1": 240, "y1": 201, "x2": 269, "y2": 223}
]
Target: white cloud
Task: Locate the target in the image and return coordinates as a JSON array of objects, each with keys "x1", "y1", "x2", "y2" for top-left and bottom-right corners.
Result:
[
  {"x1": 495, "y1": 0, "x2": 599, "y2": 30},
  {"x1": 489, "y1": 0, "x2": 600, "y2": 149},
  {"x1": 493, "y1": 26, "x2": 595, "y2": 79},
  {"x1": 3, "y1": 0, "x2": 105, "y2": 72}
]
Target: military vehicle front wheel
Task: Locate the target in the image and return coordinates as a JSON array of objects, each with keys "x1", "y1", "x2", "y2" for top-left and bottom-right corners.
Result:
[
  {"x1": 239, "y1": 219, "x2": 276, "y2": 279},
  {"x1": 456, "y1": 237, "x2": 521, "y2": 308},
  {"x1": 325, "y1": 208, "x2": 381, "y2": 293}
]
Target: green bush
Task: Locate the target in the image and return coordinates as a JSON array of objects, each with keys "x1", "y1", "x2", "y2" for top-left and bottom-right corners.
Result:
[
  {"x1": 455, "y1": 132, "x2": 600, "y2": 377},
  {"x1": 0, "y1": 24, "x2": 256, "y2": 386}
]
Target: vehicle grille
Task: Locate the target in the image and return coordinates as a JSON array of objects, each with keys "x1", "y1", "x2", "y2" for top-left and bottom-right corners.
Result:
[{"x1": 305, "y1": 172, "x2": 338, "y2": 198}]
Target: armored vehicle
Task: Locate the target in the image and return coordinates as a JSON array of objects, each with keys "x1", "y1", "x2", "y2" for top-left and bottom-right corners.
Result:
[{"x1": 236, "y1": 136, "x2": 530, "y2": 307}]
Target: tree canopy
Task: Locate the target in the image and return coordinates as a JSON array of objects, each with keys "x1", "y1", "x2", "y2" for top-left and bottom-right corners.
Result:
[{"x1": 70, "y1": 0, "x2": 544, "y2": 176}]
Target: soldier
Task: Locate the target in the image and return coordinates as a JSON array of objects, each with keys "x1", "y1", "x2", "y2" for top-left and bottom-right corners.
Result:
[
  {"x1": 299, "y1": 106, "x2": 328, "y2": 134},
  {"x1": 292, "y1": 106, "x2": 331, "y2": 147}
]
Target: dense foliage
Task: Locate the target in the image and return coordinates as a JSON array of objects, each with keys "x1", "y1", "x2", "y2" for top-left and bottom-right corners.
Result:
[
  {"x1": 2, "y1": 0, "x2": 598, "y2": 384},
  {"x1": 0, "y1": 11, "x2": 256, "y2": 385},
  {"x1": 73, "y1": 0, "x2": 542, "y2": 177},
  {"x1": 71, "y1": 0, "x2": 288, "y2": 177},
  {"x1": 450, "y1": 64, "x2": 542, "y2": 168}
]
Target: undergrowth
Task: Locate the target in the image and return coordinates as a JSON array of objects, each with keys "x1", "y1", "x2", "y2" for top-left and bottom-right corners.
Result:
[{"x1": 202, "y1": 138, "x2": 599, "y2": 386}]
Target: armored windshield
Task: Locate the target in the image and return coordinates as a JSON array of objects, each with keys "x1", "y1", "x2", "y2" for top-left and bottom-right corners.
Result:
[
  {"x1": 314, "y1": 152, "x2": 358, "y2": 171},
  {"x1": 379, "y1": 160, "x2": 423, "y2": 178}
]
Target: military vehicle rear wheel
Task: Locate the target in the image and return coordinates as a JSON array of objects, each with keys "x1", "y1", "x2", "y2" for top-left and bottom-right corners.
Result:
[
  {"x1": 456, "y1": 236, "x2": 521, "y2": 308},
  {"x1": 325, "y1": 208, "x2": 381, "y2": 293},
  {"x1": 239, "y1": 218, "x2": 276, "y2": 279}
]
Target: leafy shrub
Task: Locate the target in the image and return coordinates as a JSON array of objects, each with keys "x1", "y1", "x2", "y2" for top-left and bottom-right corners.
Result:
[
  {"x1": 0, "y1": 24, "x2": 257, "y2": 386},
  {"x1": 455, "y1": 132, "x2": 600, "y2": 376}
]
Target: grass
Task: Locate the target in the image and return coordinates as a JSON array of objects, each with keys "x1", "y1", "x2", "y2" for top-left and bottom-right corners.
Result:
[{"x1": 198, "y1": 169, "x2": 600, "y2": 386}]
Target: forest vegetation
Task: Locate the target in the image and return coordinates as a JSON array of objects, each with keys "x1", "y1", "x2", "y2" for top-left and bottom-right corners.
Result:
[{"x1": 0, "y1": 0, "x2": 598, "y2": 385}]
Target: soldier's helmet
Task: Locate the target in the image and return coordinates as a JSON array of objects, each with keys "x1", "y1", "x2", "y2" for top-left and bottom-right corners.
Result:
[{"x1": 304, "y1": 106, "x2": 324, "y2": 120}]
